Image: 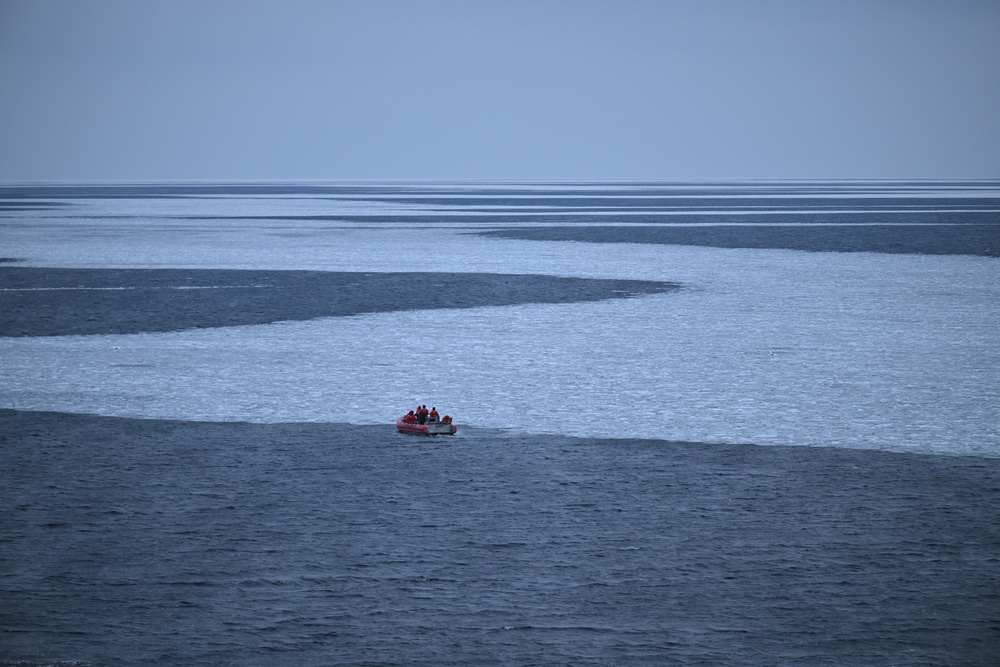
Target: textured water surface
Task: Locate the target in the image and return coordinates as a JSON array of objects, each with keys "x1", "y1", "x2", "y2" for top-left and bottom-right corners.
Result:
[{"x1": 3, "y1": 410, "x2": 999, "y2": 667}]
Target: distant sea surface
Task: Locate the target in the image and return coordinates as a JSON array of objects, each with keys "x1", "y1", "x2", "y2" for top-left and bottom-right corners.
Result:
[{"x1": 2, "y1": 181, "x2": 999, "y2": 665}]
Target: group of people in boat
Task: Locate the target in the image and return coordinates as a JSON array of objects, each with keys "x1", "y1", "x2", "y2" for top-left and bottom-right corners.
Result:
[{"x1": 404, "y1": 405, "x2": 451, "y2": 425}]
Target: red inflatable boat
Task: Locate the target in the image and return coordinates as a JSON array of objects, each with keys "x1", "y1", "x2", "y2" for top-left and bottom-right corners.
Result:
[{"x1": 396, "y1": 416, "x2": 457, "y2": 436}]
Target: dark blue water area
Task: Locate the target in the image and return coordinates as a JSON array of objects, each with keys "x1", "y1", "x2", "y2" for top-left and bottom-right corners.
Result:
[
  {"x1": 3, "y1": 410, "x2": 999, "y2": 666},
  {"x1": 476, "y1": 223, "x2": 1000, "y2": 257},
  {"x1": 0, "y1": 269, "x2": 676, "y2": 337}
]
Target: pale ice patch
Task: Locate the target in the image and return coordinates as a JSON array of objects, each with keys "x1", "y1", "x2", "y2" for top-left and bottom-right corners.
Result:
[
  {"x1": 2, "y1": 241, "x2": 997, "y2": 457},
  {"x1": 2, "y1": 198, "x2": 998, "y2": 456}
]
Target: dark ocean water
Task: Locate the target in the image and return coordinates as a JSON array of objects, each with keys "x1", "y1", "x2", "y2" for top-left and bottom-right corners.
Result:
[
  {"x1": 2, "y1": 410, "x2": 1000, "y2": 666},
  {"x1": 0, "y1": 268, "x2": 674, "y2": 338},
  {"x1": 478, "y1": 222, "x2": 1000, "y2": 256},
  {"x1": 2, "y1": 181, "x2": 1000, "y2": 665}
]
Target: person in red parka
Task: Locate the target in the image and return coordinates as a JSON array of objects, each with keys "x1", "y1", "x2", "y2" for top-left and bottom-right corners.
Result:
[
  {"x1": 405, "y1": 410, "x2": 417, "y2": 423},
  {"x1": 428, "y1": 407, "x2": 439, "y2": 422}
]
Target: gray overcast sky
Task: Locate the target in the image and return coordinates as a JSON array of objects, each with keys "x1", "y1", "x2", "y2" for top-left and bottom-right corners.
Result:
[{"x1": 1, "y1": 0, "x2": 998, "y2": 181}]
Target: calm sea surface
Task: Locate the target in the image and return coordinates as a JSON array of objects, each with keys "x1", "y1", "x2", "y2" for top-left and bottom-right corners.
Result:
[{"x1": 2, "y1": 181, "x2": 999, "y2": 665}]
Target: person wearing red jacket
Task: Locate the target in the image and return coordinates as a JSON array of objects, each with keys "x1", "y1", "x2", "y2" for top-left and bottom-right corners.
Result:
[{"x1": 428, "y1": 407, "x2": 439, "y2": 422}]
